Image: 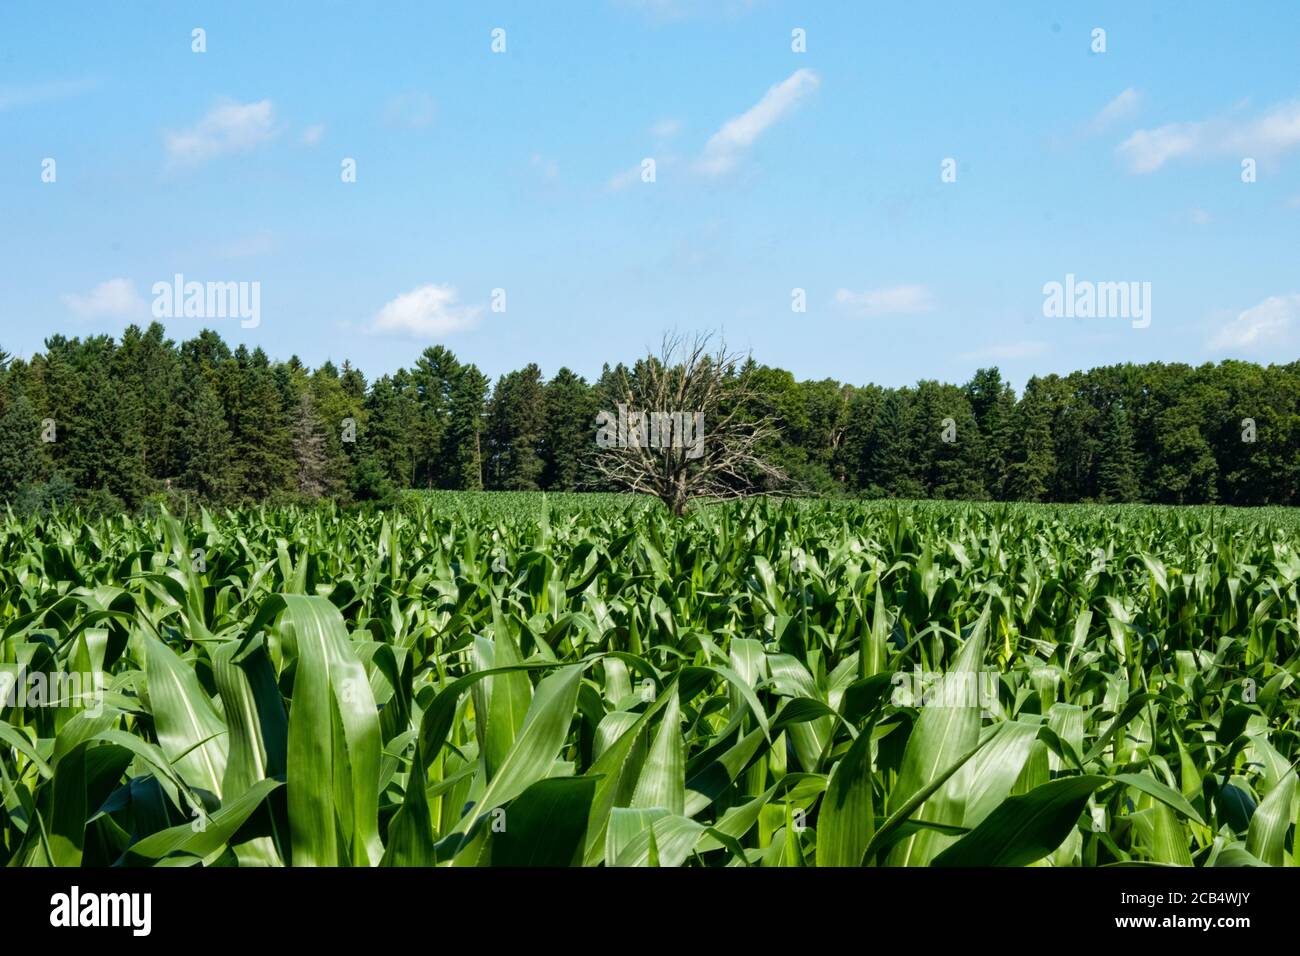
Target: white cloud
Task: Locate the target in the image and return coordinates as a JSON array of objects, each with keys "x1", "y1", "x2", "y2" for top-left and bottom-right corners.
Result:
[
  {"x1": 959, "y1": 341, "x2": 1049, "y2": 362},
  {"x1": 1118, "y1": 99, "x2": 1300, "y2": 173},
  {"x1": 61, "y1": 279, "x2": 145, "y2": 319},
  {"x1": 833, "y1": 284, "x2": 934, "y2": 316},
  {"x1": 1090, "y1": 87, "x2": 1140, "y2": 132},
  {"x1": 697, "y1": 69, "x2": 819, "y2": 176},
  {"x1": 651, "y1": 118, "x2": 681, "y2": 139},
  {"x1": 1118, "y1": 124, "x2": 1206, "y2": 173},
  {"x1": 165, "y1": 99, "x2": 276, "y2": 166},
  {"x1": 1189, "y1": 208, "x2": 1212, "y2": 225},
  {"x1": 0, "y1": 77, "x2": 99, "y2": 111},
  {"x1": 369, "y1": 284, "x2": 483, "y2": 337},
  {"x1": 1208, "y1": 294, "x2": 1299, "y2": 352},
  {"x1": 606, "y1": 163, "x2": 644, "y2": 192},
  {"x1": 301, "y1": 123, "x2": 325, "y2": 146},
  {"x1": 382, "y1": 92, "x2": 436, "y2": 129},
  {"x1": 1286, "y1": 195, "x2": 1300, "y2": 209}
]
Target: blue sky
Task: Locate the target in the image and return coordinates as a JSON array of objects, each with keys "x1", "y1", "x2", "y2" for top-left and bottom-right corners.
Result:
[{"x1": 2, "y1": 1, "x2": 1298, "y2": 388}]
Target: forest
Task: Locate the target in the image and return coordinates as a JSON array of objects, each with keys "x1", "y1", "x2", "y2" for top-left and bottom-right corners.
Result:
[{"x1": 0, "y1": 321, "x2": 1296, "y2": 513}]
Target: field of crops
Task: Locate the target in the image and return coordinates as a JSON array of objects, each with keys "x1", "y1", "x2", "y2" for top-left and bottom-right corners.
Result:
[{"x1": 1, "y1": 492, "x2": 1298, "y2": 867}]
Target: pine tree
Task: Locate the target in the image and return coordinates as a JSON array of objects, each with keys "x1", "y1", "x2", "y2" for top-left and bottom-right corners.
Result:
[
  {"x1": 178, "y1": 373, "x2": 236, "y2": 503},
  {"x1": 52, "y1": 336, "x2": 149, "y2": 506},
  {"x1": 1006, "y1": 379, "x2": 1057, "y2": 502},
  {"x1": 922, "y1": 383, "x2": 987, "y2": 500},
  {"x1": 360, "y1": 375, "x2": 412, "y2": 487},
  {"x1": 445, "y1": 365, "x2": 488, "y2": 490},
  {"x1": 541, "y1": 368, "x2": 597, "y2": 490},
  {"x1": 411, "y1": 346, "x2": 460, "y2": 488},
  {"x1": 222, "y1": 349, "x2": 295, "y2": 500},
  {"x1": 839, "y1": 385, "x2": 883, "y2": 491},
  {"x1": 1097, "y1": 402, "x2": 1141, "y2": 503},
  {"x1": 292, "y1": 390, "x2": 334, "y2": 498},
  {"x1": 118, "y1": 323, "x2": 181, "y2": 485},
  {"x1": 5, "y1": 323, "x2": 1300, "y2": 510},
  {"x1": 308, "y1": 366, "x2": 359, "y2": 498},
  {"x1": 486, "y1": 364, "x2": 546, "y2": 490},
  {"x1": 965, "y1": 367, "x2": 1016, "y2": 498},
  {"x1": 866, "y1": 389, "x2": 923, "y2": 497},
  {"x1": 29, "y1": 337, "x2": 77, "y2": 483},
  {"x1": 340, "y1": 361, "x2": 368, "y2": 401},
  {"x1": 0, "y1": 390, "x2": 43, "y2": 500},
  {"x1": 588, "y1": 363, "x2": 629, "y2": 491}
]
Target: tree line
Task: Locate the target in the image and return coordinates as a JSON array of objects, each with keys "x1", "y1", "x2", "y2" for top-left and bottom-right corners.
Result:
[{"x1": 0, "y1": 322, "x2": 1296, "y2": 513}]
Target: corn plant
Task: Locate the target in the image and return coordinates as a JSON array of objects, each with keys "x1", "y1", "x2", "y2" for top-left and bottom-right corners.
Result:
[{"x1": 0, "y1": 493, "x2": 1297, "y2": 866}]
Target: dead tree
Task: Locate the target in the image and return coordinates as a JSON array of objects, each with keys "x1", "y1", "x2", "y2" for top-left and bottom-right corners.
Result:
[{"x1": 592, "y1": 332, "x2": 787, "y2": 515}]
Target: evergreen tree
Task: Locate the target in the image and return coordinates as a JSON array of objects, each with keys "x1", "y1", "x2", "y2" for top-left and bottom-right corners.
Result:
[
  {"x1": 411, "y1": 346, "x2": 460, "y2": 488},
  {"x1": 965, "y1": 367, "x2": 1016, "y2": 498},
  {"x1": 361, "y1": 375, "x2": 413, "y2": 488},
  {"x1": 486, "y1": 364, "x2": 546, "y2": 490},
  {"x1": 445, "y1": 364, "x2": 488, "y2": 490},
  {"x1": 839, "y1": 385, "x2": 883, "y2": 491},
  {"x1": 1006, "y1": 378, "x2": 1057, "y2": 502},
  {"x1": 866, "y1": 389, "x2": 923, "y2": 497},
  {"x1": 309, "y1": 365, "x2": 360, "y2": 499},
  {"x1": 2, "y1": 325, "x2": 1298, "y2": 510},
  {"x1": 920, "y1": 383, "x2": 987, "y2": 500},
  {"x1": 588, "y1": 363, "x2": 629, "y2": 492},
  {"x1": 340, "y1": 361, "x2": 368, "y2": 401},
  {"x1": 292, "y1": 389, "x2": 335, "y2": 498},
  {"x1": 0, "y1": 390, "x2": 42, "y2": 500},
  {"x1": 1097, "y1": 402, "x2": 1141, "y2": 503},
  {"x1": 52, "y1": 336, "x2": 149, "y2": 505},
  {"x1": 178, "y1": 373, "x2": 236, "y2": 503},
  {"x1": 541, "y1": 368, "x2": 597, "y2": 490},
  {"x1": 118, "y1": 323, "x2": 181, "y2": 483},
  {"x1": 221, "y1": 348, "x2": 294, "y2": 500},
  {"x1": 180, "y1": 329, "x2": 233, "y2": 370}
]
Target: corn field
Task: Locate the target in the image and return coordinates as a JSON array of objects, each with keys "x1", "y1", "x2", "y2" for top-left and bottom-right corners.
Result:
[{"x1": 2, "y1": 492, "x2": 1298, "y2": 867}]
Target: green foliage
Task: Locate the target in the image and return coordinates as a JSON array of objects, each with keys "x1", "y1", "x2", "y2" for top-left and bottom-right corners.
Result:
[
  {"x1": 1, "y1": 493, "x2": 1298, "y2": 867},
  {"x1": 0, "y1": 391, "x2": 43, "y2": 501},
  {"x1": 11, "y1": 473, "x2": 76, "y2": 518},
  {"x1": 177, "y1": 372, "x2": 235, "y2": 504},
  {"x1": 487, "y1": 364, "x2": 547, "y2": 490},
  {"x1": 2, "y1": 327, "x2": 1298, "y2": 511},
  {"x1": 542, "y1": 368, "x2": 599, "y2": 491},
  {"x1": 1098, "y1": 403, "x2": 1142, "y2": 503},
  {"x1": 1006, "y1": 377, "x2": 1057, "y2": 502}
]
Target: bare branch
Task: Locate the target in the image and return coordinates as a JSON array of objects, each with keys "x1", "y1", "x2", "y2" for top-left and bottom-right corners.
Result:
[{"x1": 591, "y1": 332, "x2": 789, "y2": 515}]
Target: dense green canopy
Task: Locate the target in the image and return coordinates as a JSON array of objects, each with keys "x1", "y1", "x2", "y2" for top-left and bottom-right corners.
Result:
[{"x1": 1, "y1": 323, "x2": 1297, "y2": 513}]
